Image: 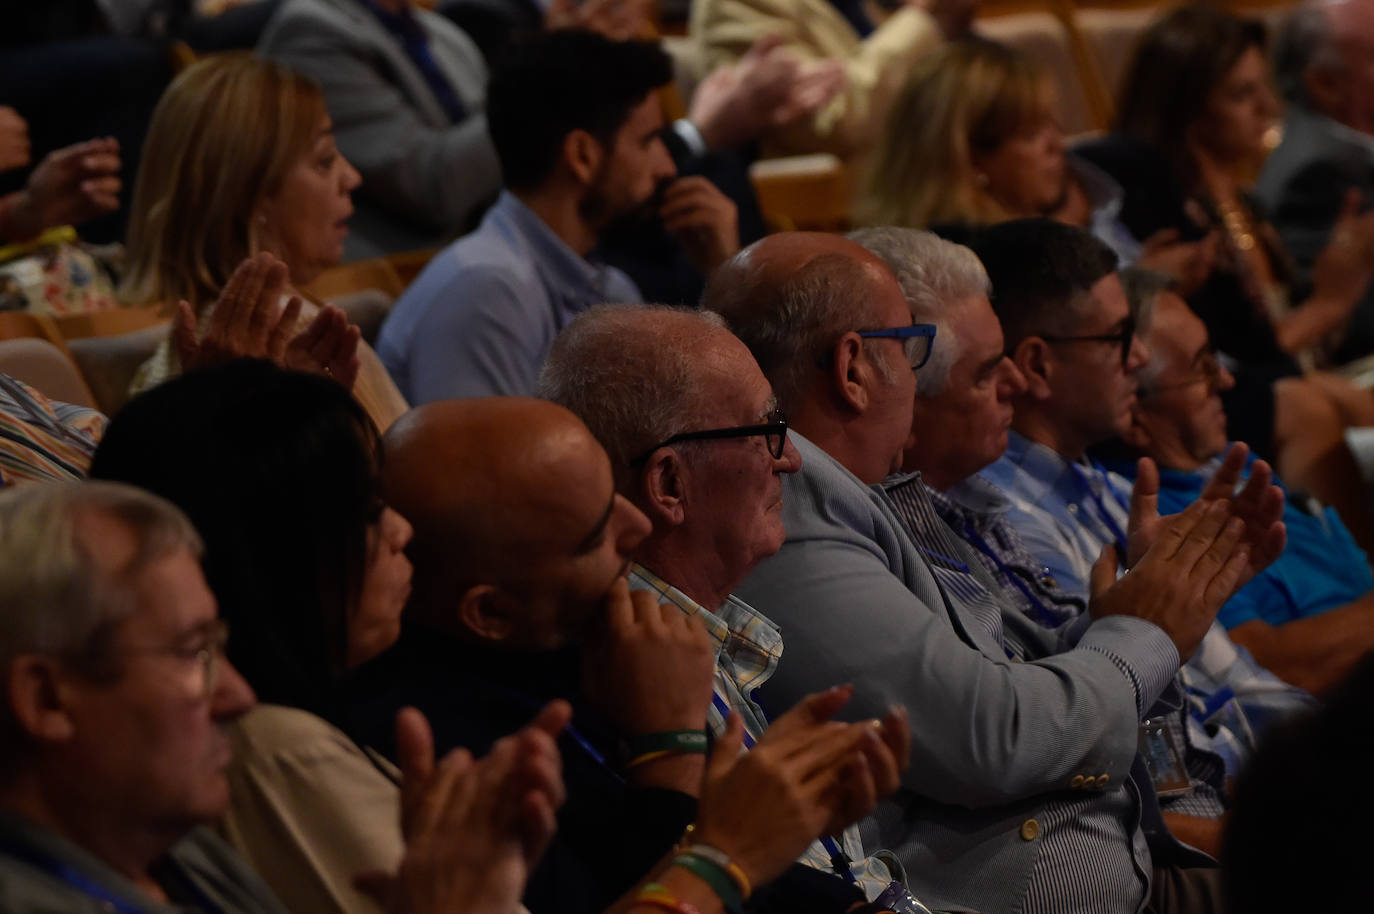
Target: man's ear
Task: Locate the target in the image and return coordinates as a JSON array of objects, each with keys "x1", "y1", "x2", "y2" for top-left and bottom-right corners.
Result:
[
  {"x1": 1009, "y1": 337, "x2": 1054, "y2": 401},
  {"x1": 562, "y1": 129, "x2": 605, "y2": 188},
  {"x1": 829, "y1": 332, "x2": 872, "y2": 413},
  {"x1": 7, "y1": 657, "x2": 76, "y2": 744},
  {"x1": 456, "y1": 585, "x2": 519, "y2": 644},
  {"x1": 639, "y1": 451, "x2": 687, "y2": 530}
]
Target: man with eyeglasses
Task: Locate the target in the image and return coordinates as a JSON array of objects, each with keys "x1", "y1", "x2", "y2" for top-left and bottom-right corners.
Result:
[
  {"x1": 710, "y1": 229, "x2": 1287, "y2": 914},
  {"x1": 975, "y1": 226, "x2": 1314, "y2": 789},
  {"x1": 541, "y1": 303, "x2": 916, "y2": 902},
  {"x1": 1107, "y1": 270, "x2": 1374, "y2": 698}
]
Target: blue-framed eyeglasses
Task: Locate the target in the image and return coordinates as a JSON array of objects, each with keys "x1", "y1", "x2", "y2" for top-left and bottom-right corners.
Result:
[{"x1": 858, "y1": 324, "x2": 937, "y2": 370}]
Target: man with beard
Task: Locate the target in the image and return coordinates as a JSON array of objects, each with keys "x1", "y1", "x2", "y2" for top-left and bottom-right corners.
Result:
[{"x1": 377, "y1": 30, "x2": 739, "y2": 402}]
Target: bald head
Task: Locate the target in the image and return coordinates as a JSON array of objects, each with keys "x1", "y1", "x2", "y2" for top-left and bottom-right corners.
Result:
[
  {"x1": 382, "y1": 398, "x2": 631, "y2": 638},
  {"x1": 704, "y1": 233, "x2": 905, "y2": 415}
]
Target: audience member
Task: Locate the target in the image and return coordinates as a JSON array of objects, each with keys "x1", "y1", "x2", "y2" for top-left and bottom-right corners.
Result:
[
  {"x1": 846, "y1": 227, "x2": 1245, "y2": 857},
  {"x1": 708, "y1": 230, "x2": 1280, "y2": 913},
  {"x1": 377, "y1": 33, "x2": 736, "y2": 402},
  {"x1": 260, "y1": 0, "x2": 824, "y2": 260},
  {"x1": 689, "y1": 0, "x2": 972, "y2": 160},
  {"x1": 1258, "y1": 0, "x2": 1374, "y2": 362},
  {"x1": 1077, "y1": 5, "x2": 1374, "y2": 552},
  {"x1": 856, "y1": 39, "x2": 1212, "y2": 292},
  {"x1": 974, "y1": 220, "x2": 1312, "y2": 772},
  {"x1": 120, "y1": 54, "x2": 407, "y2": 430},
  {"x1": 0, "y1": 374, "x2": 106, "y2": 486},
  {"x1": 1221, "y1": 654, "x2": 1374, "y2": 914},
  {"x1": 1106, "y1": 268, "x2": 1374, "y2": 696},
  {"x1": 0, "y1": 480, "x2": 567, "y2": 914},
  {"x1": 540, "y1": 303, "x2": 914, "y2": 899},
  {"x1": 354, "y1": 396, "x2": 906, "y2": 914},
  {"x1": 88, "y1": 360, "x2": 416, "y2": 914}
]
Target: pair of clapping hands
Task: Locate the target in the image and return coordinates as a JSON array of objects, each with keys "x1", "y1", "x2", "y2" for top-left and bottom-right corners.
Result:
[
  {"x1": 1090, "y1": 445, "x2": 1288, "y2": 660},
  {"x1": 373, "y1": 599, "x2": 910, "y2": 914},
  {"x1": 172, "y1": 252, "x2": 362, "y2": 389}
]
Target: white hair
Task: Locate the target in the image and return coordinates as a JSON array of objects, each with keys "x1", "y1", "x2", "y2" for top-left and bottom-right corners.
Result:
[{"x1": 847, "y1": 227, "x2": 992, "y2": 396}]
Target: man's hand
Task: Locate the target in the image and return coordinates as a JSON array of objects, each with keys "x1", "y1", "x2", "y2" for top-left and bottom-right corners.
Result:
[
  {"x1": 1136, "y1": 229, "x2": 1217, "y2": 298},
  {"x1": 4, "y1": 137, "x2": 120, "y2": 241},
  {"x1": 1309, "y1": 188, "x2": 1374, "y2": 318},
  {"x1": 687, "y1": 35, "x2": 845, "y2": 152},
  {"x1": 0, "y1": 107, "x2": 30, "y2": 173},
  {"x1": 1124, "y1": 444, "x2": 1284, "y2": 587},
  {"x1": 582, "y1": 578, "x2": 716, "y2": 736},
  {"x1": 546, "y1": 0, "x2": 652, "y2": 40},
  {"x1": 370, "y1": 703, "x2": 570, "y2": 914},
  {"x1": 660, "y1": 176, "x2": 739, "y2": 275},
  {"x1": 174, "y1": 252, "x2": 361, "y2": 390},
  {"x1": 1090, "y1": 497, "x2": 1251, "y2": 659},
  {"x1": 692, "y1": 686, "x2": 897, "y2": 889}
]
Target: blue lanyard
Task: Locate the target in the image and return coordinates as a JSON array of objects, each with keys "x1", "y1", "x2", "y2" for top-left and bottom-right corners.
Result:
[
  {"x1": 961, "y1": 523, "x2": 1066, "y2": 630},
  {"x1": 716, "y1": 693, "x2": 857, "y2": 884},
  {"x1": 1067, "y1": 460, "x2": 1129, "y2": 555},
  {"x1": 0, "y1": 836, "x2": 218, "y2": 914}
]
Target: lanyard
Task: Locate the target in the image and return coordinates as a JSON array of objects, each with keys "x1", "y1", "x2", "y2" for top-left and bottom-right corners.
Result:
[
  {"x1": 961, "y1": 523, "x2": 1066, "y2": 630},
  {"x1": 1067, "y1": 460, "x2": 1129, "y2": 555},
  {"x1": 717, "y1": 693, "x2": 857, "y2": 884},
  {"x1": 0, "y1": 835, "x2": 219, "y2": 914}
]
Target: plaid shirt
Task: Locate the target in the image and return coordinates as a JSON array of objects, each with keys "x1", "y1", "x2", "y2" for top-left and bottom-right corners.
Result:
[{"x1": 628, "y1": 564, "x2": 893, "y2": 900}]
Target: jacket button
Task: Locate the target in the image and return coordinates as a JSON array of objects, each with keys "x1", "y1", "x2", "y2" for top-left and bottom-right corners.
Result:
[
  {"x1": 1020, "y1": 819, "x2": 1040, "y2": 841},
  {"x1": 1070, "y1": 775, "x2": 1085, "y2": 788},
  {"x1": 1096, "y1": 774, "x2": 1110, "y2": 788}
]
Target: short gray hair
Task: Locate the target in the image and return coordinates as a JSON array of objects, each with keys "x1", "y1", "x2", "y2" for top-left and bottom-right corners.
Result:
[
  {"x1": 1275, "y1": 3, "x2": 1342, "y2": 105},
  {"x1": 848, "y1": 227, "x2": 992, "y2": 396},
  {"x1": 1119, "y1": 267, "x2": 1175, "y2": 391},
  {"x1": 704, "y1": 250, "x2": 898, "y2": 415},
  {"x1": 0, "y1": 481, "x2": 202, "y2": 738},
  {"x1": 539, "y1": 304, "x2": 729, "y2": 489}
]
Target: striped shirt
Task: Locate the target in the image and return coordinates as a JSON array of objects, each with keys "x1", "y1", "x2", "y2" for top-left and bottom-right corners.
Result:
[
  {"x1": 627, "y1": 564, "x2": 894, "y2": 900},
  {"x1": 0, "y1": 373, "x2": 105, "y2": 487}
]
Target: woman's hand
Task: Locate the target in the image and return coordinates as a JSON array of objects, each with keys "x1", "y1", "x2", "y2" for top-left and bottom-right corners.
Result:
[
  {"x1": 0, "y1": 107, "x2": 30, "y2": 173},
  {"x1": 174, "y1": 252, "x2": 361, "y2": 390},
  {"x1": 2, "y1": 137, "x2": 120, "y2": 241}
]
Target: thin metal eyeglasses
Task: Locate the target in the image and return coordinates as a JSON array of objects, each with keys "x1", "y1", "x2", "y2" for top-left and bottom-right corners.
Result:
[
  {"x1": 1039, "y1": 314, "x2": 1136, "y2": 367},
  {"x1": 630, "y1": 408, "x2": 789, "y2": 464},
  {"x1": 1141, "y1": 347, "x2": 1224, "y2": 397},
  {"x1": 857, "y1": 323, "x2": 938, "y2": 370},
  {"x1": 116, "y1": 619, "x2": 230, "y2": 699}
]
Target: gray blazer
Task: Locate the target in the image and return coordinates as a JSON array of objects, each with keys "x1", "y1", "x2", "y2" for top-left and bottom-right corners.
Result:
[
  {"x1": 735, "y1": 434, "x2": 1181, "y2": 913},
  {"x1": 259, "y1": 0, "x2": 502, "y2": 256},
  {"x1": 1255, "y1": 104, "x2": 1374, "y2": 361}
]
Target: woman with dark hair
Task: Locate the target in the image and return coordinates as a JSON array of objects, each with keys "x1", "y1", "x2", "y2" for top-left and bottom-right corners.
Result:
[
  {"x1": 1078, "y1": 3, "x2": 1374, "y2": 550},
  {"x1": 88, "y1": 359, "x2": 414, "y2": 914}
]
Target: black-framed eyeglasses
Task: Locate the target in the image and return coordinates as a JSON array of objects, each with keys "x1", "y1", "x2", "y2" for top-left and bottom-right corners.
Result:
[
  {"x1": 1039, "y1": 314, "x2": 1136, "y2": 366},
  {"x1": 857, "y1": 324, "x2": 938, "y2": 370},
  {"x1": 630, "y1": 408, "x2": 788, "y2": 464},
  {"x1": 1142, "y1": 347, "x2": 1224, "y2": 397}
]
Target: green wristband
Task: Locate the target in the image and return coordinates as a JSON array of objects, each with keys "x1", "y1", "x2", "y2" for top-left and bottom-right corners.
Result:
[
  {"x1": 623, "y1": 729, "x2": 709, "y2": 758},
  {"x1": 671, "y1": 853, "x2": 743, "y2": 913}
]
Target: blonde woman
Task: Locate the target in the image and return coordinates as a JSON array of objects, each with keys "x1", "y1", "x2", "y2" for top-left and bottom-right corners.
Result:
[
  {"x1": 856, "y1": 38, "x2": 1063, "y2": 229},
  {"x1": 121, "y1": 53, "x2": 407, "y2": 430}
]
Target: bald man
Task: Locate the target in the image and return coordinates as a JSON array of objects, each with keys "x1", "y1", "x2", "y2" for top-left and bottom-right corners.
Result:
[
  {"x1": 707, "y1": 232, "x2": 1279, "y2": 914},
  {"x1": 343, "y1": 397, "x2": 896, "y2": 914}
]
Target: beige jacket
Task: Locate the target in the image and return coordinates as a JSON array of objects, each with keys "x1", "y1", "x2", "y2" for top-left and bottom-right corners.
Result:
[{"x1": 689, "y1": 0, "x2": 941, "y2": 160}]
